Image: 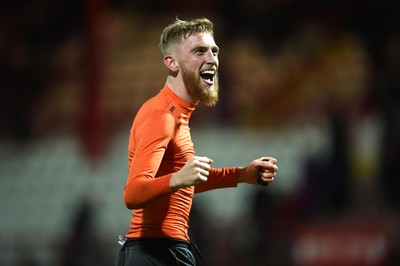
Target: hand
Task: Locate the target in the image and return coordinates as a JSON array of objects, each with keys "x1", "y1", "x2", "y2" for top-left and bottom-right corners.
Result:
[
  {"x1": 170, "y1": 156, "x2": 213, "y2": 190},
  {"x1": 238, "y1": 157, "x2": 278, "y2": 185}
]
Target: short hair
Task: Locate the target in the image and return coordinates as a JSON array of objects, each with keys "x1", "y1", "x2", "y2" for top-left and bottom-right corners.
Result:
[{"x1": 159, "y1": 17, "x2": 214, "y2": 56}]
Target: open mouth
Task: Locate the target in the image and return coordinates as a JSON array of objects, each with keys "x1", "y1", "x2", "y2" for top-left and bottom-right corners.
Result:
[{"x1": 200, "y1": 69, "x2": 215, "y2": 85}]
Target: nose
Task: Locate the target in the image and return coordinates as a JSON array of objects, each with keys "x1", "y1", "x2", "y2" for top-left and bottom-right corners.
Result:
[{"x1": 206, "y1": 50, "x2": 218, "y2": 66}]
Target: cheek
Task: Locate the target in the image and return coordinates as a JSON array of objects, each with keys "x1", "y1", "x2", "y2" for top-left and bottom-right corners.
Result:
[{"x1": 184, "y1": 56, "x2": 202, "y2": 67}]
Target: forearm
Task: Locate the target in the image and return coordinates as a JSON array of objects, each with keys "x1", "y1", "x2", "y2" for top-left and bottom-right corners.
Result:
[
  {"x1": 194, "y1": 167, "x2": 239, "y2": 194},
  {"x1": 123, "y1": 174, "x2": 172, "y2": 209}
]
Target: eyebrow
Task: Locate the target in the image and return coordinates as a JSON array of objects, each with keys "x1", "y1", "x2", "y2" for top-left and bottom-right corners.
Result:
[{"x1": 190, "y1": 44, "x2": 220, "y2": 53}]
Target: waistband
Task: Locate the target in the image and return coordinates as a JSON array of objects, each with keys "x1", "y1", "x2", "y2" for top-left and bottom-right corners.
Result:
[
  {"x1": 124, "y1": 238, "x2": 190, "y2": 248},
  {"x1": 122, "y1": 237, "x2": 203, "y2": 260}
]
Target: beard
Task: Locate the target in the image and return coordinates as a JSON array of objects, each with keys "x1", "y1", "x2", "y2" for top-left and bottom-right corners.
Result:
[{"x1": 181, "y1": 65, "x2": 219, "y2": 106}]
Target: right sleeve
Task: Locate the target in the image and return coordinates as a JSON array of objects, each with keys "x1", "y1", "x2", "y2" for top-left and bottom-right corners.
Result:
[
  {"x1": 123, "y1": 111, "x2": 175, "y2": 209},
  {"x1": 194, "y1": 167, "x2": 239, "y2": 194}
]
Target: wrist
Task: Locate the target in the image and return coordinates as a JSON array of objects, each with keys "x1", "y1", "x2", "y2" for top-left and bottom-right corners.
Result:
[
  {"x1": 237, "y1": 167, "x2": 248, "y2": 183},
  {"x1": 169, "y1": 173, "x2": 180, "y2": 191}
]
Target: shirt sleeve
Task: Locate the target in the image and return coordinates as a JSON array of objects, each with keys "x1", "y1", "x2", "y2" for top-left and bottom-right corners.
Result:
[
  {"x1": 123, "y1": 110, "x2": 175, "y2": 209},
  {"x1": 194, "y1": 167, "x2": 239, "y2": 194}
]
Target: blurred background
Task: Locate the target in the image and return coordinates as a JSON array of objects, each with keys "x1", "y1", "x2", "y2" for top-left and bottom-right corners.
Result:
[{"x1": 0, "y1": 0, "x2": 399, "y2": 265}]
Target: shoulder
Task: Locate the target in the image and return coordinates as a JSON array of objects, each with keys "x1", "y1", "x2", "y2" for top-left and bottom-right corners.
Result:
[
  {"x1": 146, "y1": 109, "x2": 175, "y2": 126},
  {"x1": 132, "y1": 90, "x2": 178, "y2": 136},
  {"x1": 135, "y1": 109, "x2": 176, "y2": 139}
]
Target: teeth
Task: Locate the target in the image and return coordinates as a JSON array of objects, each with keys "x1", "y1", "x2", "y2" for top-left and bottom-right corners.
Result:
[{"x1": 200, "y1": 70, "x2": 215, "y2": 75}]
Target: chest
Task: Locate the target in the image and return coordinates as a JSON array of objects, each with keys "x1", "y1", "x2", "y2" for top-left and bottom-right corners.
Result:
[{"x1": 162, "y1": 122, "x2": 195, "y2": 173}]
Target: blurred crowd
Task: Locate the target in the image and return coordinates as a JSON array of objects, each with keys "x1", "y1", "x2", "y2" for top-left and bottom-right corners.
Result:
[{"x1": 1, "y1": 0, "x2": 399, "y2": 265}]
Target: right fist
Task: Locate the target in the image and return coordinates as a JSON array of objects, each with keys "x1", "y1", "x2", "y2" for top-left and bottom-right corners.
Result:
[{"x1": 170, "y1": 156, "x2": 213, "y2": 190}]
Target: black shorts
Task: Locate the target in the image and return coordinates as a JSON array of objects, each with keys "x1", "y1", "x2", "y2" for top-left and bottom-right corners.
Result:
[{"x1": 115, "y1": 238, "x2": 197, "y2": 266}]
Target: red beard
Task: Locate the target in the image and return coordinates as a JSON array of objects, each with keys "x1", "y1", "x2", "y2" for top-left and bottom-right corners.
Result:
[{"x1": 181, "y1": 65, "x2": 219, "y2": 106}]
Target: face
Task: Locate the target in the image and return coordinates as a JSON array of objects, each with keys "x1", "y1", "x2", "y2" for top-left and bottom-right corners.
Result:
[{"x1": 175, "y1": 33, "x2": 220, "y2": 106}]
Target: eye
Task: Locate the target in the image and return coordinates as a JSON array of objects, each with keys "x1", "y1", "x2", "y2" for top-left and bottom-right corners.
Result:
[
  {"x1": 195, "y1": 48, "x2": 207, "y2": 54},
  {"x1": 212, "y1": 47, "x2": 219, "y2": 56}
]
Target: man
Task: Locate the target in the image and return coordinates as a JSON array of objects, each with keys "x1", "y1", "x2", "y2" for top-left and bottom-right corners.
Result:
[{"x1": 116, "y1": 17, "x2": 278, "y2": 266}]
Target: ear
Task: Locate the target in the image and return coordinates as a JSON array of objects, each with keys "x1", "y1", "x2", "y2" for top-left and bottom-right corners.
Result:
[{"x1": 163, "y1": 55, "x2": 179, "y2": 72}]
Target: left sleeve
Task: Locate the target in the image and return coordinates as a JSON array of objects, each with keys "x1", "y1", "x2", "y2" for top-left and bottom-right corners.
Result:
[
  {"x1": 123, "y1": 111, "x2": 175, "y2": 209},
  {"x1": 194, "y1": 167, "x2": 239, "y2": 194}
]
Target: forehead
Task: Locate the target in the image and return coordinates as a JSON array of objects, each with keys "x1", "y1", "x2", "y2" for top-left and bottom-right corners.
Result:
[{"x1": 176, "y1": 32, "x2": 217, "y2": 51}]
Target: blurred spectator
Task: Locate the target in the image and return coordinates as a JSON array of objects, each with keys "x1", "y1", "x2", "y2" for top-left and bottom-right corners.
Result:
[{"x1": 59, "y1": 198, "x2": 112, "y2": 266}]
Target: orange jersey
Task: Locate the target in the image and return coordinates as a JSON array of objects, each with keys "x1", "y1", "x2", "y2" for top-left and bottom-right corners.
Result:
[{"x1": 124, "y1": 85, "x2": 239, "y2": 240}]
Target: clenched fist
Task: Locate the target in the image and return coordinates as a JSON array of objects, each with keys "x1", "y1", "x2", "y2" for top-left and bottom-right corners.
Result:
[{"x1": 170, "y1": 156, "x2": 213, "y2": 190}]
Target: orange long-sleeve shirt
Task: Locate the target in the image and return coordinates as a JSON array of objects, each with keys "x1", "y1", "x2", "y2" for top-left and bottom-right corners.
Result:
[{"x1": 124, "y1": 85, "x2": 239, "y2": 240}]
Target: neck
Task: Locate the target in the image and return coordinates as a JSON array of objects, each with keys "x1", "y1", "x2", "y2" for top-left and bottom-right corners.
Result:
[{"x1": 165, "y1": 76, "x2": 198, "y2": 104}]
